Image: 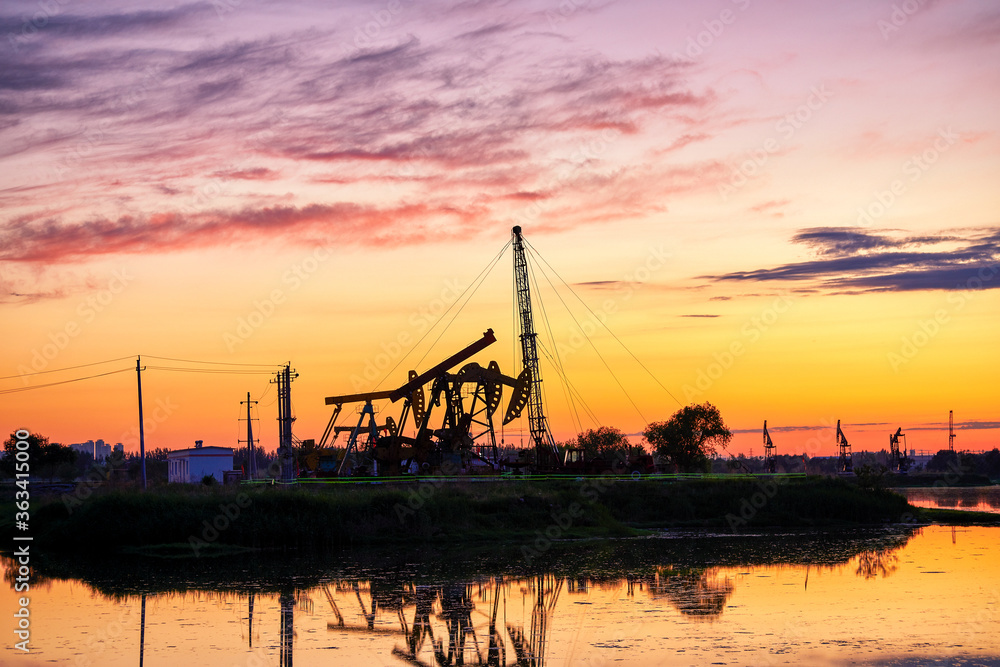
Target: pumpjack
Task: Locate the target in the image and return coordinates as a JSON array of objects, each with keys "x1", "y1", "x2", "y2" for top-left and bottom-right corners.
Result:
[
  {"x1": 762, "y1": 420, "x2": 776, "y2": 473},
  {"x1": 311, "y1": 329, "x2": 534, "y2": 476},
  {"x1": 888, "y1": 427, "x2": 907, "y2": 472},
  {"x1": 303, "y1": 226, "x2": 572, "y2": 476},
  {"x1": 836, "y1": 420, "x2": 853, "y2": 474}
]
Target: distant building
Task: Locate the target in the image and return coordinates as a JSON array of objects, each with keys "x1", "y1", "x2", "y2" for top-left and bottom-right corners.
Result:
[
  {"x1": 95, "y1": 439, "x2": 111, "y2": 460},
  {"x1": 167, "y1": 440, "x2": 234, "y2": 484},
  {"x1": 70, "y1": 439, "x2": 112, "y2": 461},
  {"x1": 70, "y1": 441, "x2": 93, "y2": 458}
]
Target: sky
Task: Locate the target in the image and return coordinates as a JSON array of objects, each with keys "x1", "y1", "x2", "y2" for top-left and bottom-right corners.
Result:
[{"x1": 1, "y1": 0, "x2": 998, "y2": 458}]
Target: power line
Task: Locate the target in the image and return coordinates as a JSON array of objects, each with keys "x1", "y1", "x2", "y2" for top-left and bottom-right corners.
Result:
[
  {"x1": 145, "y1": 366, "x2": 276, "y2": 375},
  {"x1": 0, "y1": 367, "x2": 133, "y2": 395},
  {"x1": 143, "y1": 355, "x2": 282, "y2": 367},
  {"x1": 371, "y1": 238, "x2": 512, "y2": 391},
  {"x1": 527, "y1": 250, "x2": 584, "y2": 435},
  {"x1": 524, "y1": 238, "x2": 683, "y2": 408},
  {"x1": 525, "y1": 244, "x2": 648, "y2": 424},
  {"x1": 536, "y1": 338, "x2": 600, "y2": 429},
  {"x1": 0, "y1": 355, "x2": 136, "y2": 381},
  {"x1": 412, "y1": 240, "x2": 509, "y2": 371}
]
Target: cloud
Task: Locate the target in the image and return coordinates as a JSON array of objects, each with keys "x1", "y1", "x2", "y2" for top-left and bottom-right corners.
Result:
[
  {"x1": 749, "y1": 199, "x2": 790, "y2": 215},
  {"x1": 705, "y1": 227, "x2": 1000, "y2": 294},
  {"x1": 899, "y1": 420, "x2": 1000, "y2": 432},
  {"x1": 0, "y1": 1, "x2": 732, "y2": 282},
  {"x1": 730, "y1": 424, "x2": 839, "y2": 434},
  {"x1": 212, "y1": 167, "x2": 281, "y2": 181},
  {"x1": 0, "y1": 202, "x2": 490, "y2": 263},
  {"x1": 0, "y1": 4, "x2": 209, "y2": 41}
]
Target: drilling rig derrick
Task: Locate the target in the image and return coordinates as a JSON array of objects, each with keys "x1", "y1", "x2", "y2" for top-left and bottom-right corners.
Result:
[
  {"x1": 511, "y1": 225, "x2": 560, "y2": 468},
  {"x1": 948, "y1": 410, "x2": 956, "y2": 451}
]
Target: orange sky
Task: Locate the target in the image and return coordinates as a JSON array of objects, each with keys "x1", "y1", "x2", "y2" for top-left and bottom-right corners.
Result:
[{"x1": 1, "y1": 0, "x2": 998, "y2": 455}]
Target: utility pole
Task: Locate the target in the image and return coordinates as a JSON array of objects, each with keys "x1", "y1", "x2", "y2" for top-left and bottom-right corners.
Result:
[
  {"x1": 511, "y1": 225, "x2": 558, "y2": 466},
  {"x1": 136, "y1": 356, "x2": 147, "y2": 489},
  {"x1": 272, "y1": 363, "x2": 299, "y2": 483},
  {"x1": 240, "y1": 392, "x2": 259, "y2": 479}
]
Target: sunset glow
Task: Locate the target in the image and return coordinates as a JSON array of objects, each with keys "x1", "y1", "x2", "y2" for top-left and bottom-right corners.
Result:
[{"x1": 2, "y1": 0, "x2": 998, "y2": 456}]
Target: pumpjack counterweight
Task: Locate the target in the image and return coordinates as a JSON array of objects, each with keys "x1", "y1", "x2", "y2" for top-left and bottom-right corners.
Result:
[{"x1": 511, "y1": 226, "x2": 559, "y2": 465}]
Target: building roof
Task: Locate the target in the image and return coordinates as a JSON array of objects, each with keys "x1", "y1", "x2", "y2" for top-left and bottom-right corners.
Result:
[{"x1": 168, "y1": 446, "x2": 234, "y2": 457}]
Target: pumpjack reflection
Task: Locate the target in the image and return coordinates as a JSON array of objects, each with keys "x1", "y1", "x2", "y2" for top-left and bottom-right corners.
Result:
[
  {"x1": 322, "y1": 575, "x2": 564, "y2": 666},
  {"x1": 321, "y1": 570, "x2": 732, "y2": 665},
  {"x1": 54, "y1": 532, "x2": 912, "y2": 667}
]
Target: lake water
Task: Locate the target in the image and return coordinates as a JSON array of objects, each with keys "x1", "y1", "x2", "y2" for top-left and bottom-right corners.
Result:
[
  {"x1": 3, "y1": 525, "x2": 999, "y2": 666},
  {"x1": 897, "y1": 486, "x2": 1000, "y2": 515}
]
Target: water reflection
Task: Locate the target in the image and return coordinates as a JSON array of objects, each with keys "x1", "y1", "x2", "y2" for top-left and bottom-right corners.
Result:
[
  {"x1": 899, "y1": 486, "x2": 1000, "y2": 514},
  {"x1": 5, "y1": 528, "x2": 942, "y2": 666},
  {"x1": 139, "y1": 593, "x2": 146, "y2": 667},
  {"x1": 280, "y1": 589, "x2": 294, "y2": 667},
  {"x1": 855, "y1": 548, "x2": 899, "y2": 580},
  {"x1": 644, "y1": 566, "x2": 734, "y2": 620},
  {"x1": 324, "y1": 570, "x2": 732, "y2": 664}
]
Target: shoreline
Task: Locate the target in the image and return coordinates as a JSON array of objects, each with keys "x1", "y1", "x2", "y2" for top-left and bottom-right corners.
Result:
[{"x1": 3, "y1": 476, "x2": 997, "y2": 556}]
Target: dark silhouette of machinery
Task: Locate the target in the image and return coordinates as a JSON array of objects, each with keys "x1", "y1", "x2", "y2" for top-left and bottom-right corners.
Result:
[
  {"x1": 836, "y1": 420, "x2": 853, "y2": 474},
  {"x1": 762, "y1": 420, "x2": 776, "y2": 473},
  {"x1": 308, "y1": 329, "x2": 533, "y2": 476},
  {"x1": 889, "y1": 427, "x2": 907, "y2": 472},
  {"x1": 511, "y1": 226, "x2": 560, "y2": 468},
  {"x1": 949, "y1": 410, "x2": 956, "y2": 451}
]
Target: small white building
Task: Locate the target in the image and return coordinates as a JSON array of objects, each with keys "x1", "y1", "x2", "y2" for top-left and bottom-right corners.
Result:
[{"x1": 168, "y1": 441, "x2": 234, "y2": 483}]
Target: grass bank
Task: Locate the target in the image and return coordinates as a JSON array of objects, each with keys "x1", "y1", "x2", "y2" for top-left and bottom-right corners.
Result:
[{"x1": 0, "y1": 475, "x2": 960, "y2": 555}]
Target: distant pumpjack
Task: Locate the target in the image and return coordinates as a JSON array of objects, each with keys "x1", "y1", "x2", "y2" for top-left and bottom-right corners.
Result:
[
  {"x1": 511, "y1": 226, "x2": 559, "y2": 466},
  {"x1": 836, "y1": 420, "x2": 853, "y2": 474},
  {"x1": 763, "y1": 420, "x2": 776, "y2": 473},
  {"x1": 889, "y1": 427, "x2": 906, "y2": 472}
]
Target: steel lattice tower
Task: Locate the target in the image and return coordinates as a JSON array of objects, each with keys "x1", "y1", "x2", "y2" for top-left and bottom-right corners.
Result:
[
  {"x1": 512, "y1": 226, "x2": 557, "y2": 462},
  {"x1": 272, "y1": 363, "x2": 298, "y2": 482}
]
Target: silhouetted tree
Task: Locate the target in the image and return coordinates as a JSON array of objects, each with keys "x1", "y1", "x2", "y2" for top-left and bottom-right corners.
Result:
[
  {"x1": 855, "y1": 463, "x2": 890, "y2": 490},
  {"x1": 644, "y1": 403, "x2": 732, "y2": 473},
  {"x1": 575, "y1": 426, "x2": 631, "y2": 462},
  {"x1": 1, "y1": 431, "x2": 77, "y2": 480},
  {"x1": 926, "y1": 449, "x2": 960, "y2": 473}
]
